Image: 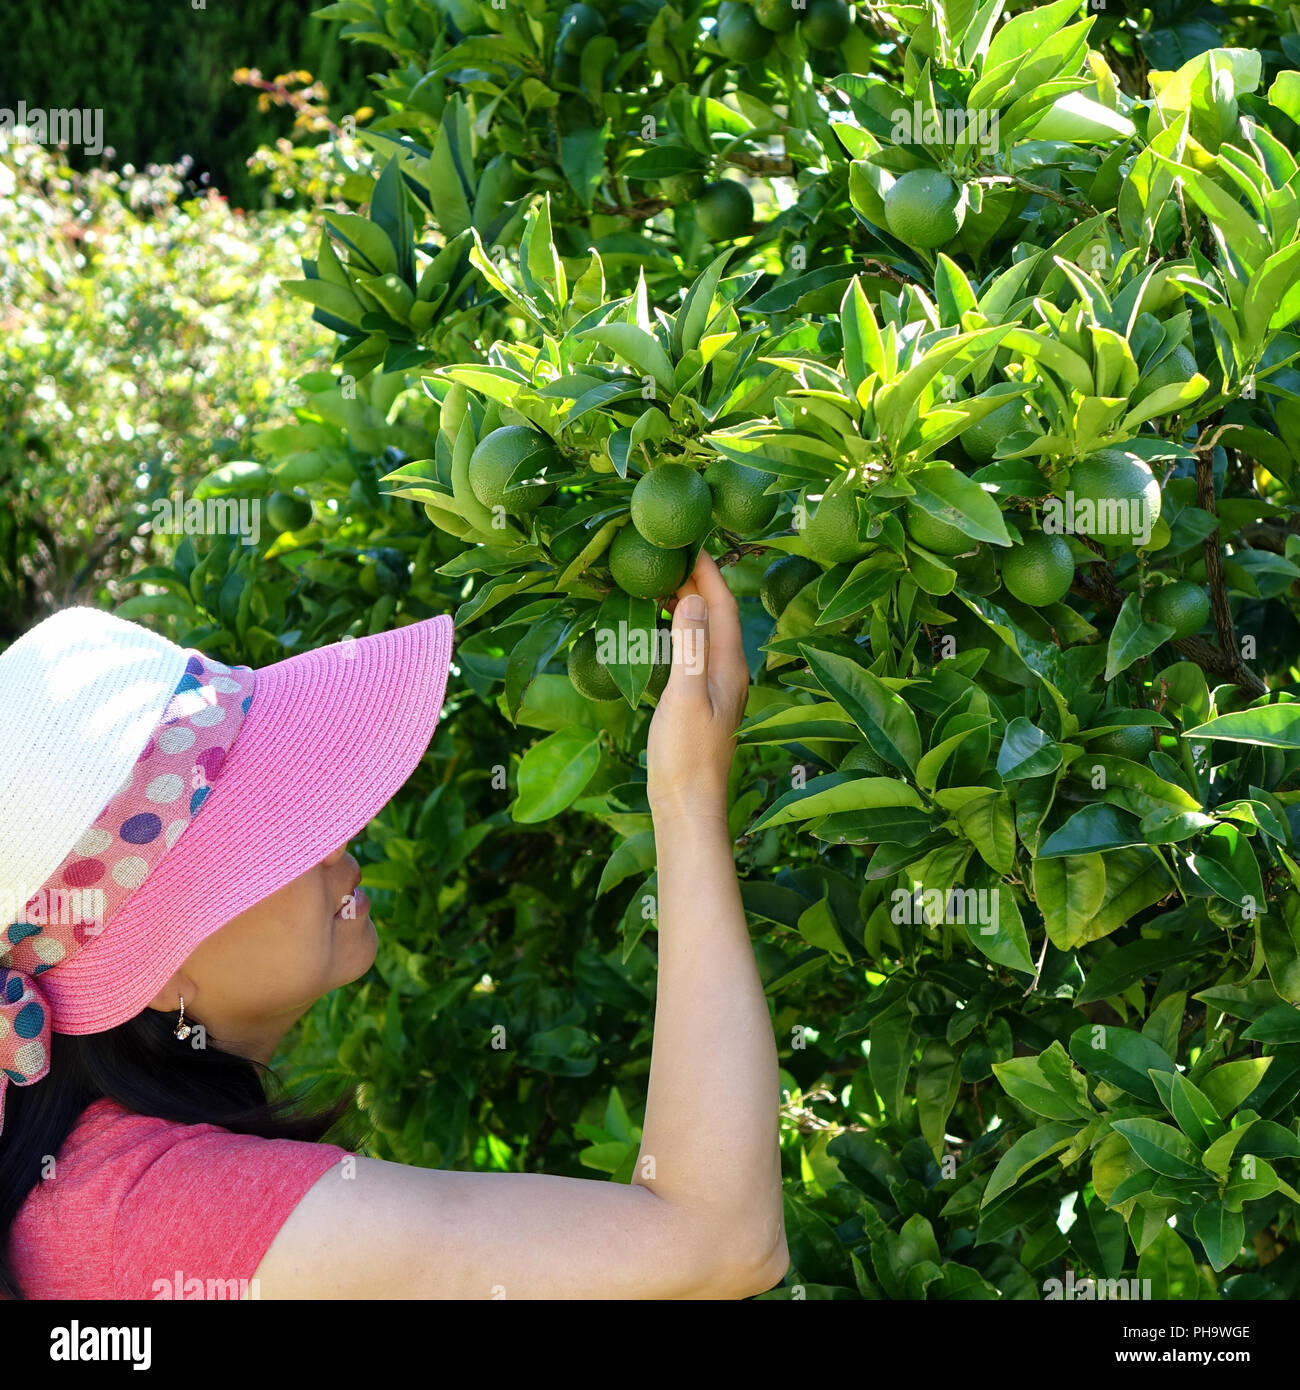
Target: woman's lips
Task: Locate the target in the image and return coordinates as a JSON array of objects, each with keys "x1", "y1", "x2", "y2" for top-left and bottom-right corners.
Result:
[{"x1": 335, "y1": 886, "x2": 369, "y2": 920}]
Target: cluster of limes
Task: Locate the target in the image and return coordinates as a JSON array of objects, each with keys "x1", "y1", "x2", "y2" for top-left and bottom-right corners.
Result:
[
  {"x1": 609, "y1": 457, "x2": 779, "y2": 597},
  {"x1": 566, "y1": 625, "x2": 674, "y2": 704},
  {"x1": 467, "y1": 424, "x2": 781, "y2": 601},
  {"x1": 471, "y1": 418, "x2": 1203, "y2": 705},
  {"x1": 654, "y1": 170, "x2": 755, "y2": 242},
  {"x1": 716, "y1": 0, "x2": 852, "y2": 62}
]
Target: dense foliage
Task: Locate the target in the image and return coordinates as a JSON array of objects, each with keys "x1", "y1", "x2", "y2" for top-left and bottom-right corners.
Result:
[{"x1": 22, "y1": 0, "x2": 1300, "y2": 1299}]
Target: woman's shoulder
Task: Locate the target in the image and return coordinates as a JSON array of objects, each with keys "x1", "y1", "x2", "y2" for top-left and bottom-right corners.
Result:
[{"x1": 12, "y1": 1098, "x2": 350, "y2": 1300}]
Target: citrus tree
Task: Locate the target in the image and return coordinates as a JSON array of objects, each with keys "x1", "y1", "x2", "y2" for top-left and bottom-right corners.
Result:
[{"x1": 154, "y1": 0, "x2": 1300, "y2": 1298}]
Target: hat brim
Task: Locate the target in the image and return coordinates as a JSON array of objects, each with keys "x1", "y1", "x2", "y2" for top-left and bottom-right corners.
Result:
[{"x1": 44, "y1": 614, "x2": 455, "y2": 1034}]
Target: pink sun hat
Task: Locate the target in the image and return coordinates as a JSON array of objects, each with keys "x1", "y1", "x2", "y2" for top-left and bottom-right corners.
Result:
[{"x1": 0, "y1": 607, "x2": 454, "y2": 1130}]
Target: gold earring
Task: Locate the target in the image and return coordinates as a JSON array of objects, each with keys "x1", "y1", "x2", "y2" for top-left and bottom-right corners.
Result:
[{"x1": 174, "y1": 996, "x2": 194, "y2": 1042}]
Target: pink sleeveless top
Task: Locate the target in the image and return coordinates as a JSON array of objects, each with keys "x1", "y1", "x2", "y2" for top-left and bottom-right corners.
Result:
[{"x1": 9, "y1": 1096, "x2": 348, "y2": 1299}]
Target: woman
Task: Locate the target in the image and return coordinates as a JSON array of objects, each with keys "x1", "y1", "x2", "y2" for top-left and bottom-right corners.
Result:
[{"x1": 0, "y1": 550, "x2": 787, "y2": 1300}]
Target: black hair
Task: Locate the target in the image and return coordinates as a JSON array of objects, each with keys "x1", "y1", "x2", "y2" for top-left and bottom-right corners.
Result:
[{"x1": 0, "y1": 1007, "x2": 360, "y2": 1300}]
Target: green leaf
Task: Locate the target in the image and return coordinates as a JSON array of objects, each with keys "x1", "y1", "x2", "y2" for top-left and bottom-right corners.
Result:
[
  {"x1": 1184, "y1": 704, "x2": 1300, "y2": 747},
  {"x1": 578, "y1": 323, "x2": 676, "y2": 394},
  {"x1": 1151, "y1": 1069, "x2": 1225, "y2": 1148},
  {"x1": 513, "y1": 727, "x2": 602, "y2": 822},
  {"x1": 1223, "y1": 1154, "x2": 1282, "y2": 1211},
  {"x1": 796, "y1": 893, "x2": 851, "y2": 962},
  {"x1": 992, "y1": 1041, "x2": 1095, "y2": 1122},
  {"x1": 504, "y1": 611, "x2": 575, "y2": 719},
  {"x1": 369, "y1": 153, "x2": 415, "y2": 288},
  {"x1": 840, "y1": 276, "x2": 885, "y2": 392},
  {"x1": 908, "y1": 465, "x2": 1012, "y2": 547},
  {"x1": 323, "y1": 210, "x2": 400, "y2": 275},
  {"x1": 597, "y1": 831, "x2": 657, "y2": 896},
  {"x1": 1241, "y1": 1004, "x2": 1300, "y2": 1044},
  {"x1": 622, "y1": 144, "x2": 708, "y2": 179},
  {"x1": 1193, "y1": 1201, "x2": 1245, "y2": 1273},
  {"x1": 964, "y1": 882, "x2": 1035, "y2": 974},
  {"x1": 520, "y1": 193, "x2": 567, "y2": 310},
  {"x1": 1136, "y1": 1224, "x2": 1199, "y2": 1298},
  {"x1": 1078, "y1": 937, "x2": 1206, "y2": 1006},
  {"x1": 981, "y1": 1122, "x2": 1081, "y2": 1207},
  {"x1": 955, "y1": 792, "x2": 1015, "y2": 875},
  {"x1": 1188, "y1": 823, "x2": 1266, "y2": 913},
  {"x1": 675, "y1": 250, "x2": 731, "y2": 359},
  {"x1": 800, "y1": 648, "x2": 922, "y2": 773},
  {"x1": 869, "y1": 1015, "x2": 916, "y2": 1119},
  {"x1": 1199, "y1": 1058, "x2": 1273, "y2": 1118},
  {"x1": 1110, "y1": 1118, "x2": 1205, "y2": 1179},
  {"x1": 560, "y1": 122, "x2": 611, "y2": 209},
  {"x1": 1105, "y1": 593, "x2": 1175, "y2": 679},
  {"x1": 917, "y1": 1040, "x2": 961, "y2": 1159},
  {"x1": 996, "y1": 718, "x2": 1062, "y2": 779},
  {"x1": 1260, "y1": 902, "x2": 1300, "y2": 1004},
  {"x1": 1038, "y1": 804, "x2": 1146, "y2": 858},
  {"x1": 1068, "y1": 1024, "x2": 1175, "y2": 1104},
  {"x1": 749, "y1": 772, "x2": 923, "y2": 832},
  {"x1": 1033, "y1": 853, "x2": 1107, "y2": 950}
]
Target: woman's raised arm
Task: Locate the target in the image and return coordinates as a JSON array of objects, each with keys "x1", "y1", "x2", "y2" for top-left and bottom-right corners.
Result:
[{"x1": 252, "y1": 551, "x2": 787, "y2": 1299}]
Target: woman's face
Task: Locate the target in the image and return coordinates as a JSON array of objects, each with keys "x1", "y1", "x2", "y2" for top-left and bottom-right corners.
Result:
[{"x1": 149, "y1": 843, "x2": 376, "y2": 1063}]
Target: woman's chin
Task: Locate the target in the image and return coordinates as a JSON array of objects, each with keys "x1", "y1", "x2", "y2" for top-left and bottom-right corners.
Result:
[{"x1": 333, "y1": 908, "x2": 378, "y2": 979}]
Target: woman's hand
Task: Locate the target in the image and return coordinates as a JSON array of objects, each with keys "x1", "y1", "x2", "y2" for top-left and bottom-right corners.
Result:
[{"x1": 646, "y1": 549, "x2": 750, "y2": 822}]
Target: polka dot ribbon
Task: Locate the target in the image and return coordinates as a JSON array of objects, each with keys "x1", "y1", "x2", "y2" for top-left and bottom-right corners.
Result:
[{"x1": 0, "y1": 651, "x2": 254, "y2": 1133}]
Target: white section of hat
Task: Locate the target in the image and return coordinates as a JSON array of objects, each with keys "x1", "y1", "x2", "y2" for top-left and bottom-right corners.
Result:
[{"x1": 0, "y1": 607, "x2": 190, "y2": 915}]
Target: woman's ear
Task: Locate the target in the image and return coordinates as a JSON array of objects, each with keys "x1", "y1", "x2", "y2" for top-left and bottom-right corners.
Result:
[{"x1": 146, "y1": 970, "x2": 195, "y2": 1013}]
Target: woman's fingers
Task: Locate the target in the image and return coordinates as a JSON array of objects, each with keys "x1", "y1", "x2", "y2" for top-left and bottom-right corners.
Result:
[
  {"x1": 666, "y1": 550, "x2": 748, "y2": 713},
  {"x1": 668, "y1": 589, "x2": 710, "y2": 699}
]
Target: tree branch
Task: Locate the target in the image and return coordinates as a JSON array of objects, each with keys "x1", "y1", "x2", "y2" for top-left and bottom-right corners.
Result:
[{"x1": 1195, "y1": 425, "x2": 1267, "y2": 698}]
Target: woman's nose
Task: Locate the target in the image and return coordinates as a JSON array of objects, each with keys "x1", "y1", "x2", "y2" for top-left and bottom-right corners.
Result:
[{"x1": 320, "y1": 843, "x2": 350, "y2": 867}]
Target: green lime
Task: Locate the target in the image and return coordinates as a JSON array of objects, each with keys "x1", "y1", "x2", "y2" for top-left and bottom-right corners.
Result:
[
  {"x1": 717, "y1": 1, "x2": 773, "y2": 60},
  {"x1": 631, "y1": 463, "x2": 713, "y2": 548},
  {"x1": 1068, "y1": 449, "x2": 1161, "y2": 549},
  {"x1": 693, "y1": 180, "x2": 754, "y2": 241},
  {"x1": 704, "y1": 458, "x2": 779, "y2": 536},
  {"x1": 657, "y1": 170, "x2": 707, "y2": 202},
  {"x1": 1143, "y1": 580, "x2": 1210, "y2": 640},
  {"x1": 960, "y1": 399, "x2": 1028, "y2": 467},
  {"x1": 806, "y1": 488, "x2": 868, "y2": 563},
  {"x1": 609, "y1": 525, "x2": 690, "y2": 599},
  {"x1": 760, "y1": 554, "x2": 821, "y2": 618},
  {"x1": 754, "y1": 0, "x2": 798, "y2": 30},
  {"x1": 1000, "y1": 532, "x2": 1074, "y2": 606},
  {"x1": 1090, "y1": 725, "x2": 1156, "y2": 760},
  {"x1": 265, "y1": 490, "x2": 313, "y2": 533},
  {"x1": 883, "y1": 169, "x2": 965, "y2": 250},
  {"x1": 468, "y1": 425, "x2": 558, "y2": 514},
  {"x1": 1130, "y1": 344, "x2": 1198, "y2": 410},
  {"x1": 558, "y1": 2, "x2": 606, "y2": 53},
  {"x1": 904, "y1": 502, "x2": 970, "y2": 556},
  {"x1": 568, "y1": 630, "x2": 621, "y2": 701},
  {"x1": 800, "y1": 0, "x2": 851, "y2": 48},
  {"x1": 839, "y1": 743, "x2": 888, "y2": 774},
  {"x1": 358, "y1": 563, "x2": 381, "y2": 598}
]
